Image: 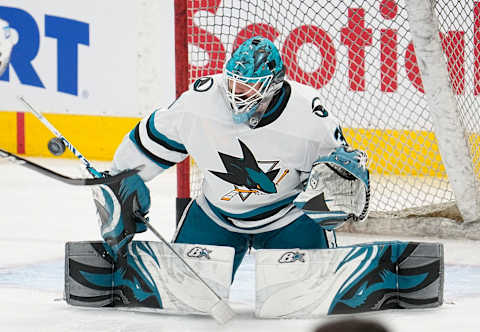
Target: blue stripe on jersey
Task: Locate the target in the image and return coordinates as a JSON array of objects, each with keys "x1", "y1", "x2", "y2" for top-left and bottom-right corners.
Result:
[
  {"x1": 146, "y1": 112, "x2": 187, "y2": 154},
  {"x1": 206, "y1": 194, "x2": 297, "y2": 220},
  {"x1": 128, "y1": 124, "x2": 176, "y2": 169}
]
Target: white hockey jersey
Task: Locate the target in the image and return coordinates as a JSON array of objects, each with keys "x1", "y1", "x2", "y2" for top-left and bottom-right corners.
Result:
[{"x1": 112, "y1": 74, "x2": 346, "y2": 234}]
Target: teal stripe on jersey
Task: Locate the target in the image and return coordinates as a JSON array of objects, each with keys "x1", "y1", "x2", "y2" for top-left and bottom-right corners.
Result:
[
  {"x1": 129, "y1": 125, "x2": 176, "y2": 169},
  {"x1": 206, "y1": 194, "x2": 297, "y2": 220},
  {"x1": 147, "y1": 112, "x2": 187, "y2": 154}
]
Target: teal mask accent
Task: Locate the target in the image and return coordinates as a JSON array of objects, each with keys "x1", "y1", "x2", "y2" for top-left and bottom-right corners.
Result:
[{"x1": 226, "y1": 37, "x2": 284, "y2": 80}]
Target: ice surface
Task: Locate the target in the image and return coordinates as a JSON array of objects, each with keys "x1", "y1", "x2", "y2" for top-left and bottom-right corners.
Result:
[{"x1": 1, "y1": 158, "x2": 479, "y2": 332}]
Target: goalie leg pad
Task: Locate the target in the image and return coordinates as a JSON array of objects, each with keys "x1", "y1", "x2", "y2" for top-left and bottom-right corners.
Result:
[
  {"x1": 255, "y1": 241, "x2": 443, "y2": 318},
  {"x1": 65, "y1": 240, "x2": 234, "y2": 315}
]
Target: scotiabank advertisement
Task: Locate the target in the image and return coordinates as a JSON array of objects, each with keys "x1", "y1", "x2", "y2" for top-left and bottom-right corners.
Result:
[
  {"x1": 1, "y1": 0, "x2": 478, "y2": 122},
  {"x1": 186, "y1": 0, "x2": 478, "y2": 131}
]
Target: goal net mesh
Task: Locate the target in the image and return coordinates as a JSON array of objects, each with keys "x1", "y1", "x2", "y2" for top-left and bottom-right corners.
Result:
[{"x1": 183, "y1": 0, "x2": 480, "y2": 221}]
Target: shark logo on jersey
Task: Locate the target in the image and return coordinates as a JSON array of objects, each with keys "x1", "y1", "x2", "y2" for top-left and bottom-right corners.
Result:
[
  {"x1": 278, "y1": 251, "x2": 306, "y2": 263},
  {"x1": 187, "y1": 247, "x2": 212, "y2": 259},
  {"x1": 209, "y1": 139, "x2": 289, "y2": 201}
]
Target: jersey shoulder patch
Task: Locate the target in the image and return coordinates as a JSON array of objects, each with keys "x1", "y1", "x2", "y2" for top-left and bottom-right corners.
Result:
[
  {"x1": 311, "y1": 97, "x2": 329, "y2": 118},
  {"x1": 193, "y1": 76, "x2": 214, "y2": 92}
]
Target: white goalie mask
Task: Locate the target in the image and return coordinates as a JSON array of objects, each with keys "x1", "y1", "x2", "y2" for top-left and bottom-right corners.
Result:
[{"x1": 223, "y1": 70, "x2": 278, "y2": 125}]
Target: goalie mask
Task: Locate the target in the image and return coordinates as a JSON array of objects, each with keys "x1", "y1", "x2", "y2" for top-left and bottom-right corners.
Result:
[
  {"x1": 0, "y1": 19, "x2": 14, "y2": 77},
  {"x1": 223, "y1": 36, "x2": 285, "y2": 128}
]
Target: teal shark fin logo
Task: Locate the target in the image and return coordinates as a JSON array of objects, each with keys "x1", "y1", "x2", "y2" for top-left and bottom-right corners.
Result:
[{"x1": 209, "y1": 140, "x2": 280, "y2": 196}]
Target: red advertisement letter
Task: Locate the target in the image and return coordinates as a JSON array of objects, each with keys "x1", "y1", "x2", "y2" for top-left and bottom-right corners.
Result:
[
  {"x1": 440, "y1": 31, "x2": 465, "y2": 95},
  {"x1": 381, "y1": 29, "x2": 397, "y2": 92},
  {"x1": 188, "y1": 0, "x2": 226, "y2": 82},
  {"x1": 380, "y1": 0, "x2": 398, "y2": 92},
  {"x1": 475, "y1": 2, "x2": 480, "y2": 95},
  {"x1": 341, "y1": 8, "x2": 373, "y2": 91},
  {"x1": 282, "y1": 25, "x2": 336, "y2": 89},
  {"x1": 233, "y1": 23, "x2": 280, "y2": 51}
]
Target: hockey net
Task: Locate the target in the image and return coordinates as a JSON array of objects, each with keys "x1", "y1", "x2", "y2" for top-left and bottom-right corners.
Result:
[{"x1": 176, "y1": 0, "x2": 480, "y2": 238}]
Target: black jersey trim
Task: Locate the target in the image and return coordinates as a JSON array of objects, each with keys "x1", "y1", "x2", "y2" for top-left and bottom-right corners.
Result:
[
  {"x1": 129, "y1": 124, "x2": 176, "y2": 169},
  {"x1": 255, "y1": 81, "x2": 291, "y2": 129},
  {"x1": 146, "y1": 113, "x2": 188, "y2": 154},
  {"x1": 205, "y1": 196, "x2": 296, "y2": 231}
]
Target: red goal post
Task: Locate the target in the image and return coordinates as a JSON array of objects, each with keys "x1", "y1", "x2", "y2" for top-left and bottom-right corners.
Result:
[
  {"x1": 174, "y1": 0, "x2": 480, "y2": 238},
  {"x1": 174, "y1": 0, "x2": 191, "y2": 223}
]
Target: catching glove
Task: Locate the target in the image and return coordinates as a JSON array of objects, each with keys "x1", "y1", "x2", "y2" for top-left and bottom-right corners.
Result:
[{"x1": 294, "y1": 146, "x2": 370, "y2": 230}]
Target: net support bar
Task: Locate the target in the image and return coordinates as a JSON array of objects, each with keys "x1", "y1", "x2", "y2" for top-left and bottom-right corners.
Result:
[{"x1": 406, "y1": 0, "x2": 480, "y2": 223}]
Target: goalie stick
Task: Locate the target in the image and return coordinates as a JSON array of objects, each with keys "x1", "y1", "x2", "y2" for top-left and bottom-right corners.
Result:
[
  {"x1": 17, "y1": 95, "x2": 103, "y2": 178},
  {"x1": 15, "y1": 97, "x2": 235, "y2": 323},
  {"x1": 134, "y1": 212, "x2": 236, "y2": 324},
  {"x1": 0, "y1": 148, "x2": 141, "y2": 186}
]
